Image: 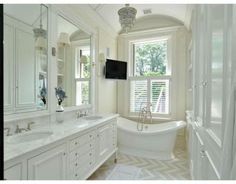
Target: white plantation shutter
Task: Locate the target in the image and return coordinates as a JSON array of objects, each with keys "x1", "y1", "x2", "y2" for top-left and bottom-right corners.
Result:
[
  {"x1": 151, "y1": 79, "x2": 169, "y2": 114},
  {"x1": 130, "y1": 80, "x2": 148, "y2": 112},
  {"x1": 129, "y1": 78, "x2": 170, "y2": 114}
]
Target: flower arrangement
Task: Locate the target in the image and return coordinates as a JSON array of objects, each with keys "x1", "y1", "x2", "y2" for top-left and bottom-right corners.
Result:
[
  {"x1": 55, "y1": 87, "x2": 67, "y2": 105},
  {"x1": 39, "y1": 86, "x2": 47, "y2": 105}
]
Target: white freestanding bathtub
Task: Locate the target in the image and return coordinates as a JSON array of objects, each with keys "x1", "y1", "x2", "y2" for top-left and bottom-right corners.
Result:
[{"x1": 117, "y1": 117, "x2": 186, "y2": 160}]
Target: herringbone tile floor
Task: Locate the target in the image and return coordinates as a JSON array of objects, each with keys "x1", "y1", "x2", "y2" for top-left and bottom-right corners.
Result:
[{"x1": 89, "y1": 135, "x2": 190, "y2": 180}]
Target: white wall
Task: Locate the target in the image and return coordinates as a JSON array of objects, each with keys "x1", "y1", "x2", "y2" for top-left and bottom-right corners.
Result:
[
  {"x1": 117, "y1": 15, "x2": 188, "y2": 121},
  {"x1": 96, "y1": 28, "x2": 117, "y2": 113}
]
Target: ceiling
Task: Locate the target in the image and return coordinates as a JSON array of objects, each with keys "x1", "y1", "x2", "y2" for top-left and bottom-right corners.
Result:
[
  {"x1": 4, "y1": 4, "x2": 48, "y2": 28},
  {"x1": 89, "y1": 4, "x2": 187, "y2": 32},
  {"x1": 58, "y1": 15, "x2": 79, "y2": 37}
]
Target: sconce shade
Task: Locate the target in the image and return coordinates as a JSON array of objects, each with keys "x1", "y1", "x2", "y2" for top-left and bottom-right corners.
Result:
[
  {"x1": 99, "y1": 53, "x2": 105, "y2": 63},
  {"x1": 35, "y1": 36, "x2": 47, "y2": 50},
  {"x1": 58, "y1": 32, "x2": 70, "y2": 46},
  {"x1": 80, "y1": 55, "x2": 88, "y2": 64}
]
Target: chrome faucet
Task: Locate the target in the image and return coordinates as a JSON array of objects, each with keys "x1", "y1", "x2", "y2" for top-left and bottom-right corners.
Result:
[
  {"x1": 27, "y1": 122, "x2": 35, "y2": 130},
  {"x1": 15, "y1": 125, "x2": 28, "y2": 134},
  {"x1": 76, "y1": 110, "x2": 87, "y2": 119},
  {"x1": 76, "y1": 111, "x2": 81, "y2": 119},
  {"x1": 4, "y1": 127, "x2": 12, "y2": 136}
]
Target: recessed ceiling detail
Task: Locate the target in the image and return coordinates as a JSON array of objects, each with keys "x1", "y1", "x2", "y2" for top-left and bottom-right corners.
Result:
[
  {"x1": 88, "y1": 4, "x2": 187, "y2": 33},
  {"x1": 143, "y1": 9, "x2": 152, "y2": 15}
]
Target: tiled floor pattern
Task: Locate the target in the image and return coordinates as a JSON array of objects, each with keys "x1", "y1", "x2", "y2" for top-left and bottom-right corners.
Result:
[{"x1": 89, "y1": 135, "x2": 191, "y2": 180}]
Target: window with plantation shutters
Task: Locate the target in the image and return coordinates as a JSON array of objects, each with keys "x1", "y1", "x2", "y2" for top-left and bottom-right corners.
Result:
[{"x1": 129, "y1": 38, "x2": 171, "y2": 116}]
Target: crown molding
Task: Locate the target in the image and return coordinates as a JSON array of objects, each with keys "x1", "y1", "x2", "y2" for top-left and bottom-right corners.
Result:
[
  {"x1": 118, "y1": 25, "x2": 183, "y2": 38},
  {"x1": 184, "y1": 4, "x2": 194, "y2": 31}
]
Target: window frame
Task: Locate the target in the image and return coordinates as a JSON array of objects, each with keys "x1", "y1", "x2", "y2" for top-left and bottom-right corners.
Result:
[
  {"x1": 128, "y1": 36, "x2": 173, "y2": 119},
  {"x1": 74, "y1": 44, "x2": 91, "y2": 106}
]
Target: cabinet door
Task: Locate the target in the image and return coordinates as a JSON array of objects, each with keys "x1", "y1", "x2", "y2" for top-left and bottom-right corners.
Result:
[
  {"x1": 3, "y1": 22, "x2": 14, "y2": 113},
  {"x1": 15, "y1": 27, "x2": 36, "y2": 111},
  {"x1": 97, "y1": 124, "x2": 113, "y2": 160},
  {"x1": 195, "y1": 5, "x2": 207, "y2": 126},
  {"x1": 205, "y1": 5, "x2": 228, "y2": 143},
  {"x1": 4, "y1": 163, "x2": 22, "y2": 180},
  {"x1": 28, "y1": 144, "x2": 67, "y2": 180}
]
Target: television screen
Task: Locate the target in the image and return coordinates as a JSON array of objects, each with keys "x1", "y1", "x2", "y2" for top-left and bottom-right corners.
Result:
[{"x1": 105, "y1": 59, "x2": 127, "y2": 80}]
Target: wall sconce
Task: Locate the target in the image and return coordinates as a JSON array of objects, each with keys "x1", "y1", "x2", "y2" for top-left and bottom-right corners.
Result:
[
  {"x1": 98, "y1": 53, "x2": 106, "y2": 76},
  {"x1": 58, "y1": 32, "x2": 70, "y2": 47},
  {"x1": 99, "y1": 53, "x2": 105, "y2": 63}
]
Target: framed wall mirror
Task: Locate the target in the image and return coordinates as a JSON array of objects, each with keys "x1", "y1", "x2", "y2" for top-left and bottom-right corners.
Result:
[
  {"x1": 4, "y1": 4, "x2": 49, "y2": 114},
  {"x1": 56, "y1": 15, "x2": 92, "y2": 108}
]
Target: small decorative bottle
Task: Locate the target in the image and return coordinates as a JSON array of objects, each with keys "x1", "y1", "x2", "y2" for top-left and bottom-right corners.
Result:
[
  {"x1": 55, "y1": 87, "x2": 67, "y2": 123},
  {"x1": 56, "y1": 102, "x2": 64, "y2": 123}
]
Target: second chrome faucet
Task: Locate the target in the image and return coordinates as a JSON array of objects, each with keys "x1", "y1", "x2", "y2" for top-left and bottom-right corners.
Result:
[{"x1": 15, "y1": 122, "x2": 35, "y2": 134}]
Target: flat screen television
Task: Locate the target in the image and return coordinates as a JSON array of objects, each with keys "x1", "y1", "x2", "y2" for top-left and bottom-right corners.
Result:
[{"x1": 105, "y1": 59, "x2": 127, "y2": 80}]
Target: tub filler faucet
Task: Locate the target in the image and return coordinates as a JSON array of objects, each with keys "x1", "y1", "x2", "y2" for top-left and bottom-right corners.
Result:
[{"x1": 137, "y1": 102, "x2": 152, "y2": 131}]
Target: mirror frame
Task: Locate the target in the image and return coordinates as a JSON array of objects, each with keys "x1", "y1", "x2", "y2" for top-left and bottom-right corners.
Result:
[{"x1": 51, "y1": 5, "x2": 97, "y2": 114}]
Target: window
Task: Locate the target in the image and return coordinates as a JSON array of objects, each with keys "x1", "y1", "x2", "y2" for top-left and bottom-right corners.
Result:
[
  {"x1": 75, "y1": 46, "x2": 91, "y2": 106},
  {"x1": 129, "y1": 39, "x2": 171, "y2": 116},
  {"x1": 134, "y1": 40, "x2": 168, "y2": 76}
]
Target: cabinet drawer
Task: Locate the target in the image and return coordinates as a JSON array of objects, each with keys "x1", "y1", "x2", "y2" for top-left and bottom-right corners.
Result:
[
  {"x1": 69, "y1": 131, "x2": 95, "y2": 151},
  {"x1": 69, "y1": 149, "x2": 95, "y2": 180},
  {"x1": 70, "y1": 138, "x2": 79, "y2": 151},
  {"x1": 69, "y1": 171, "x2": 79, "y2": 180},
  {"x1": 79, "y1": 131, "x2": 95, "y2": 146},
  {"x1": 69, "y1": 150, "x2": 79, "y2": 163},
  {"x1": 78, "y1": 149, "x2": 95, "y2": 166},
  {"x1": 69, "y1": 160, "x2": 79, "y2": 173},
  {"x1": 78, "y1": 156, "x2": 95, "y2": 179},
  {"x1": 77, "y1": 140, "x2": 95, "y2": 155}
]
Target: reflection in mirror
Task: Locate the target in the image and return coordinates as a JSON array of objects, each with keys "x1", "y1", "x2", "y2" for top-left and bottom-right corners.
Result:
[
  {"x1": 4, "y1": 4, "x2": 48, "y2": 114},
  {"x1": 57, "y1": 15, "x2": 91, "y2": 108}
]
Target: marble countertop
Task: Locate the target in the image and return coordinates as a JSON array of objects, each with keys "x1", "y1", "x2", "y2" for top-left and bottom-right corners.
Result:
[{"x1": 4, "y1": 113, "x2": 119, "y2": 162}]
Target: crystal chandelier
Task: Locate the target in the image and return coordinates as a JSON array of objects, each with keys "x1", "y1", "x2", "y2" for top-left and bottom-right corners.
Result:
[{"x1": 118, "y1": 4, "x2": 137, "y2": 33}]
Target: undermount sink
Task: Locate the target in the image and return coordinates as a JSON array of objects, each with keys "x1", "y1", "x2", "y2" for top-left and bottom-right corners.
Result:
[
  {"x1": 84, "y1": 115, "x2": 103, "y2": 121},
  {"x1": 7, "y1": 131, "x2": 53, "y2": 144}
]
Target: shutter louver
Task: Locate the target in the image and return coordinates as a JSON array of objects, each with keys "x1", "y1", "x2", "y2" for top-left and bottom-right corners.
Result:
[
  {"x1": 151, "y1": 79, "x2": 169, "y2": 114},
  {"x1": 130, "y1": 80, "x2": 148, "y2": 112}
]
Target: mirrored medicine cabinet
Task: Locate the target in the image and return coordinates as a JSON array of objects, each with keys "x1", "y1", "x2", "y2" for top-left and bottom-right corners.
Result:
[
  {"x1": 4, "y1": 4, "x2": 94, "y2": 117},
  {"x1": 4, "y1": 4, "x2": 49, "y2": 114}
]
